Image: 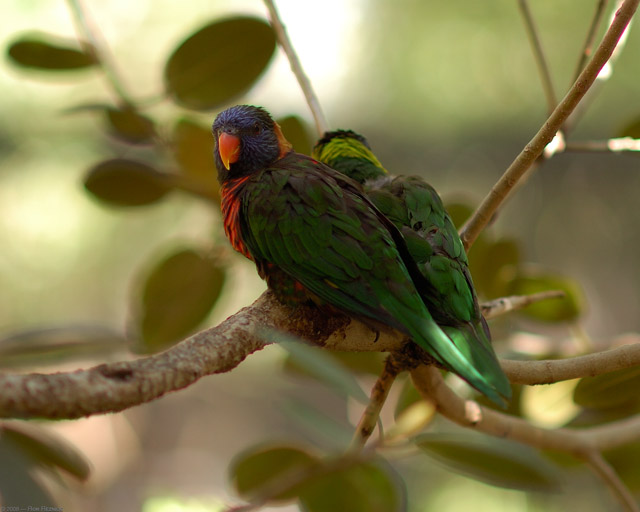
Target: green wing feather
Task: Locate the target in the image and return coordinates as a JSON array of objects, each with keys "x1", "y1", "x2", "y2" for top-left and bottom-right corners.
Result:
[
  {"x1": 313, "y1": 132, "x2": 511, "y2": 402},
  {"x1": 238, "y1": 152, "x2": 505, "y2": 404}
]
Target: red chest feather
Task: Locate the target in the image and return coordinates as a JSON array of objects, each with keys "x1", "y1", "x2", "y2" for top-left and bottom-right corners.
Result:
[{"x1": 220, "y1": 177, "x2": 252, "y2": 260}]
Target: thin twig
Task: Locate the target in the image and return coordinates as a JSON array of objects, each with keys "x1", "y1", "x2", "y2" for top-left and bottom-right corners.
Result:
[
  {"x1": 65, "y1": 0, "x2": 133, "y2": 105},
  {"x1": 518, "y1": 0, "x2": 558, "y2": 113},
  {"x1": 263, "y1": 0, "x2": 329, "y2": 136},
  {"x1": 565, "y1": 137, "x2": 640, "y2": 152},
  {"x1": 574, "y1": 0, "x2": 611, "y2": 82},
  {"x1": 481, "y1": 290, "x2": 565, "y2": 320},
  {"x1": 459, "y1": 0, "x2": 639, "y2": 250},
  {"x1": 351, "y1": 354, "x2": 401, "y2": 449},
  {"x1": 585, "y1": 451, "x2": 640, "y2": 512}
]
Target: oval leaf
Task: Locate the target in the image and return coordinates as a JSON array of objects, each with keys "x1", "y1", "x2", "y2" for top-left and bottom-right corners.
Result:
[
  {"x1": 617, "y1": 117, "x2": 640, "y2": 139},
  {"x1": 2, "y1": 423, "x2": 91, "y2": 480},
  {"x1": 267, "y1": 331, "x2": 369, "y2": 404},
  {"x1": 164, "y1": 17, "x2": 276, "y2": 110},
  {"x1": 573, "y1": 365, "x2": 640, "y2": 409},
  {"x1": 105, "y1": 106, "x2": 156, "y2": 144},
  {"x1": 172, "y1": 118, "x2": 220, "y2": 199},
  {"x1": 8, "y1": 34, "x2": 97, "y2": 71},
  {"x1": 472, "y1": 238, "x2": 521, "y2": 298},
  {"x1": 136, "y1": 248, "x2": 226, "y2": 351},
  {"x1": 0, "y1": 325, "x2": 127, "y2": 369},
  {"x1": 278, "y1": 116, "x2": 313, "y2": 155},
  {"x1": 230, "y1": 444, "x2": 318, "y2": 502},
  {"x1": 299, "y1": 459, "x2": 406, "y2": 512},
  {"x1": 84, "y1": 158, "x2": 171, "y2": 206},
  {"x1": 505, "y1": 268, "x2": 584, "y2": 322},
  {"x1": 416, "y1": 433, "x2": 562, "y2": 492}
]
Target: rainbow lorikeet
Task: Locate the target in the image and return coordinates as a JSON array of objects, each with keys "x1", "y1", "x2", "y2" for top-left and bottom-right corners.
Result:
[
  {"x1": 212, "y1": 105, "x2": 509, "y2": 405},
  {"x1": 312, "y1": 130, "x2": 510, "y2": 401}
]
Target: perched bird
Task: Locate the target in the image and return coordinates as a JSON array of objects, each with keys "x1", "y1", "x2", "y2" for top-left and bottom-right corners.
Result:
[
  {"x1": 313, "y1": 130, "x2": 510, "y2": 401},
  {"x1": 212, "y1": 105, "x2": 509, "y2": 405}
]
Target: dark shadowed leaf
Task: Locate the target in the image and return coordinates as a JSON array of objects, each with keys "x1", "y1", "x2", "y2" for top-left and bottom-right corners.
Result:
[
  {"x1": 3, "y1": 423, "x2": 91, "y2": 480},
  {"x1": 0, "y1": 325, "x2": 127, "y2": 369},
  {"x1": 328, "y1": 351, "x2": 385, "y2": 376},
  {"x1": 603, "y1": 442, "x2": 640, "y2": 491},
  {"x1": 617, "y1": 116, "x2": 640, "y2": 139},
  {"x1": 278, "y1": 116, "x2": 313, "y2": 155},
  {"x1": 7, "y1": 34, "x2": 97, "y2": 71},
  {"x1": 573, "y1": 366, "x2": 640, "y2": 409},
  {"x1": 84, "y1": 159, "x2": 172, "y2": 206},
  {"x1": 505, "y1": 268, "x2": 583, "y2": 322},
  {"x1": 271, "y1": 333, "x2": 369, "y2": 404},
  {"x1": 0, "y1": 435, "x2": 55, "y2": 508},
  {"x1": 172, "y1": 118, "x2": 220, "y2": 199},
  {"x1": 416, "y1": 433, "x2": 562, "y2": 492},
  {"x1": 164, "y1": 17, "x2": 276, "y2": 110},
  {"x1": 105, "y1": 106, "x2": 156, "y2": 144},
  {"x1": 230, "y1": 444, "x2": 319, "y2": 502},
  {"x1": 298, "y1": 459, "x2": 407, "y2": 512},
  {"x1": 472, "y1": 238, "x2": 521, "y2": 299},
  {"x1": 136, "y1": 248, "x2": 225, "y2": 351}
]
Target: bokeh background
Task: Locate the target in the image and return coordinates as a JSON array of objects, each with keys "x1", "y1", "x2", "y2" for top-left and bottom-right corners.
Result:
[{"x1": 1, "y1": 0, "x2": 639, "y2": 511}]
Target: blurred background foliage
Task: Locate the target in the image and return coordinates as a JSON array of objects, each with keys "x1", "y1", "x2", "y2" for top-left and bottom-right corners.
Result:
[{"x1": 0, "y1": 0, "x2": 639, "y2": 511}]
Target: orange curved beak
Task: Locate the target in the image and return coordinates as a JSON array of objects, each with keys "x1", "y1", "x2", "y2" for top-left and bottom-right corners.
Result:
[{"x1": 218, "y1": 132, "x2": 241, "y2": 170}]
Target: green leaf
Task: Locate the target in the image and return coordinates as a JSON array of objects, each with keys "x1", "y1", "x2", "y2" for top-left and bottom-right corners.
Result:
[
  {"x1": 2, "y1": 423, "x2": 91, "y2": 480},
  {"x1": 280, "y1": 399, "x2": 354, "y2": 449},
  {"x1": 105, "y1": 106, "x2": 156, "y2": 144},
  {"x1": 617, "y1": 117, "x2": 640, "y2": 139},
  {"x1": 164, "y1": 17, "x2": 276, "y2": 110},
  {"x1": 573, "y1": 366, "x2": 640, "y2": 409},
  {"x1": 0, "y1": 435, "x2": 56, "y2": 508},
  {"x1": 84, "y1": 159, "x2": 172, "y2": 207},
  {"x1": 230, "y1": 444, "x2": 319, "y2": 502},
  {"x1": 415, "y1": 433, "x2": 563, "y2": 492},
  {"x1": 269, "y1": 332, "x2": 369, "y2": 404},
  {"x1": 0, "y1": 325, "x2": 127, "y2": 369},
  {"x1": 172, "y1": 118, "x2": 220, "y2": 200},
  {"x1": 7, "y1": 34, "x2": 97, "y2": 71},
  {"x1": 136, "y1": 248, "x2": 226, "y2": 351},
  {"x1": 603, "y1": 442, "x2": 640, "y2": 491},
  {"x1": 298, "y1": 459, "x2": 406, "y2": 512},
  {"x1": 278, "y1": 116, "x2": 313, "y2": 155},
  {"x1": 471, "y1": 238, "x2": 520, "y2": 298},
  {"x1": 505, "y1": 267, "x2": 584, "y2": 322}
]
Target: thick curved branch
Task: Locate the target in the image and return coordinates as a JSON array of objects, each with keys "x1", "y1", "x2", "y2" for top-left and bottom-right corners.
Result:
[
  {"x1": 0, "y1": 292, "x2": 395, "y2": 419},
  {"x1": 460, "y1": 0, "x2": 639, "y2": 250},
  {"x1": 0, "y1": 288, "x2": 639, "y2": 419}
]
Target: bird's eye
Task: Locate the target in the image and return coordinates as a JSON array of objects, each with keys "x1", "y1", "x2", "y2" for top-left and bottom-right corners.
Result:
[{"x1": 252, "y1": 122, "x2": 261, "y2": 135}]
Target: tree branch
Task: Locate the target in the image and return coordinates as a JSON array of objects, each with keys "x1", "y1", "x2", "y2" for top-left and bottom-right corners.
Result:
[
  {"x1": 1, "y1": 290, "x2": 639, "y2": 419},
  {"x1": 501, "y1": 340, "x2": 640, "y2": 385},
  {"x1": 518, "y1": 0, "x2": 558, "y2": 113},
  {"x1": 263, "y1": 0, "x2": 329, "y2": 136},
  {"x1": 411, "y1": 365, "x2": 640, "y2": 511},
  {"x1": 459, "y1": 0, "x2": 639, "y2": 250}
]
